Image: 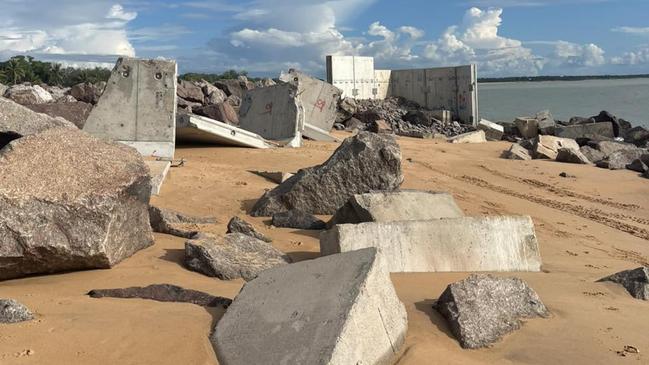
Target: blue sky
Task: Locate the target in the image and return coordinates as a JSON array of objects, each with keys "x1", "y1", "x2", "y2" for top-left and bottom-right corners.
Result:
[{"x1": 1, "y1": 0, "x2": 649, "y2": 77}]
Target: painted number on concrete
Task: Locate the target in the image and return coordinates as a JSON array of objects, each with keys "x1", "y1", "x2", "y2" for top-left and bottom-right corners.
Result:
[
  {"x1": 264, "y1": 102, "x2": 273, "y2": 114},
  {"x1": 315, "y1": 99, "x2": 326, "y2": 112}
]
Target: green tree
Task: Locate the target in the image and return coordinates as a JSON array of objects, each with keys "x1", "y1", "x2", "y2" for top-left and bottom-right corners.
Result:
[
  {"x1": 48, "y1": 63, "x2": 64, "y2": 86},
  {"x1": 4, "y1": 58, "x2": 27, "y2": 84}
]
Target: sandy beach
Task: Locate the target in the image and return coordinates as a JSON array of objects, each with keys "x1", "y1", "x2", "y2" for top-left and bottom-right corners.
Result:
[{"x1": 2, "y1": 131, "x2": 648, "y2": 364}]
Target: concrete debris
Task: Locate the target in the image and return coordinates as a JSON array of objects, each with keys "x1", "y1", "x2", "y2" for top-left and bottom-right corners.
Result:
[
  {"x1": 477, "y1": 119, "x2": 504, "y2": 141},
  {"x1": 579, "y1": 145, "x2": 606, "y2": 163},
  {"x1": 149, "y1": 205, "x2": 216, "y2": 239},
  {"x1": 212, "y1": 248, "x2": 408, "y2": 365},
  {"x1": 321, "y1": 216, "x2": 541, "y2": 273},
  {"x1": 69, "y1": 82, "x2": 103, "y2": 105},
  {"x1": 596, "y1": 149, "x2": 647, "y2": 170},
  {"x1": 0, "y1": 299, "x2": 33, "y2": 324},
  {"x1": 515, "y1": 117, "x2": 539, "y2": 139},
  {"x1": 256, "y1": 78, "x2": 276, "y2": 88},
  {"x1": 250, "y1": 170, "x2": 294, "y2": 184},
  {"x1": 184, "y1": 233, "x2": 290, "y2": 281},
  {"x1": 0, "y1": 97, "x2": 75, "y2": 146},
  {"x1": 502, "y1": 143, "x2": 532, "y2": 160},
  {"x1": 556, "y1": 147, "x2": 591, "y2": 164},
  {"x1": 435, "y1": 274, "x2": 549, "y2": 349},
  {"x1": 336, "y1": 97, "x2": 357, "y2": 123},
  {"x1": 25, "y1": 101, "x2": 92, "y2": 129},
  {"x1": 448, "y1": 130, "x2": 486, "y2": 144},
  {"x1": 598, "y1": 267, "x2": 649, "y2": 300},
  {"x1": 88, "y1": 284, "x2": 232, "y2": 307},
  {"x1": 5, "y1": 84, "x2": 54, "y2": 105},
  {"x1": 533, "y1": 135, "x2": 580, "y2": 160},
  {"x1": 193, "y1": 102, "x2": 239, "y2": 125},
  {"x1": 226, "y1": 216, "x2": 271, "y2": 242},
  {"x1": 271, "y1": 209, "x2": 326, "y2": 230},
  {"x1": 624, "y1": 126, "x2": 649, "y2": 147},
  {"x1": 328, "y1": 190, "x2": 463, "y2": 227},
  {"x1": 176, "y1": 113, "x2": 272, "y2": 148},
  {"x1": 536, "y1": 110, "x2": 556, "y2": 135},
  {"x1": 0, "y1": 127, "x2": 153, "y2": 281},
  {"x1": 177, "y1": 80, "x2": 205, "y2": 104},
  {"x1": 177, "y1": 96, "x2": 201, "y2": 113},
  {"x1": 368, "y1": 119, "x2": 393, "y2": 134},
  {"x1": 250, "y1": 132, "x2": 403, "y2": 216},
  {"x1": 196, "y1": 80, "x2": 227, "y2": 105},
  {"x1": 556, "y1": 122, "x2": 614, "y2": 140},
  {"x1": 146, "y1": 160, "x2": 171, "y2": 196}
]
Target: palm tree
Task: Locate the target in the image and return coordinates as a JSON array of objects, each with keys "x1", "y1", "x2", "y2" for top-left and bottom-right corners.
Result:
[
  {"x1": 48, "y1": 63, "x2": 64, "y2": 86},
  {"x1": 4, "y1": 59, "x2": 26, "y2": 85}
]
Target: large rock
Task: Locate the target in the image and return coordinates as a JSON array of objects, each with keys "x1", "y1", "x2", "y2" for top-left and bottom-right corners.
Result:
[
  {"x1": 556, "y1": 147, "x2": 590, "y2": 164},
  {"x1": 212, "y1": 248, "x2": 408, "y2": 365},
  {"x1": 598, "y1": 267, "x2": 648, "y2": 300},
  {"x1": 435, "y1": 274, "x2": 549, "y2": 349},
  {"x1": 515, "y1": 117, "x2": 538, "y2": 139},
  {"x1": 579, "y1": 145, "x2": 605, "y2": 163},
  {"x1": 250, "y1": 132, "x2": 403, "y2": 216},
  {"x1": 0, "y1": 82, "x2": 7, "y2": 96},
  {"x1": 321, "y1": 216, "x2": 541, "y2": 272},
  {"x1": 328, "y1": 190, "x2": 463, "y2": 227},
  {"x1": 25, "y1": 101, "x2": 92, "y2": 129},
  {"x1": 177, "y1": 80, "x2": 204, "y2": 104},
  {"x1": 477, "y1": 119, "x2": 504, "y2": 140},
  {"x1": 149, "y1": 206, "x2": 216, "y2": 239},
  {"x1": 533, "y1": 135, "x2": 580, "y2": 159},
  {"x1": 199, "y1": 82, "x2": 227, "y2": 105},
  {"x1": 593, "y1": 140, "x2": 639, "y2": 157},
  {"x1": 0, "y1": 299, "x2": 33, "y2": 323},
  {"x1": 596, "y1": 149, "x2": 647, "y2": 170},
  {"x1": 215, "y1": 79, "x2": 250, "y2": 99},
  {"x1": 5, "y1": 84, "x2": 53, "y2": 105},
  {"x1": 69, "y1": 82, "x2": 102, "y2": 104},
  {"x1": 535, "y1": 110, "x2": 556, "y2": 135},
  {"x1": 88, "y1": 284, "x2": 232, "y2": 307},
  {"x1": 591, "y1": 110, "x2": 630, "y2": 137},
  {"x1": 555, "y1": 122, "x2": 614, "y2": 140},
  {"x1": 501, "y1": 143, "x2": 532, "y2": 160},
  {"x1": 184, "y1": 233, "x2": 290, "y2": 281},
  {"x1": 193, "y1": 102, "x2": 239, "y2": 125},
  {"x1": 226, "y1": 216, "x2": 271, "y2": 242},
  {"x1": 626, "y1": 157, "x2": 649, "y2": 173},
  {"x1": 271, "y1": 209, "x2": 326, "y2": 230},
  {"x1": 624, "y1": 126, "x2": 649, "y2": 147},
  {"x1": 0, "y1": 97, "x2": 75, "y2": 145},
  {"x1": 0, "y1": 127, "x2": 153, "y2": 280}
]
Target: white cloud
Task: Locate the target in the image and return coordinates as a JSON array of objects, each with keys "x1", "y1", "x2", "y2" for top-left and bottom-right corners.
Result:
[
  {"x1": 611, "y1": 46, "x2": 649, "y2": 65},
  {"x1": 611, "y1": 26, "x2": 649, "y2": 35},
  {"x1": 107, "y1": 4, "x2": 137, "y2": 21},
  {"x1": 552, "y1": 41, "x2": 606, "y2": 66}
]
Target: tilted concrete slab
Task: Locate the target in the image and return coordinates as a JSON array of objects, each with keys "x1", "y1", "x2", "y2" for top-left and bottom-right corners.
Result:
[
  {"x1": 320, "y1": 216, "x2": 542, "y2": 272},
  {"x1": 239, "y1": 83, "x2": 302, "y2": 147},
  {"x1": 555, "y1": 122, "x2": 614, "y2": 139},
  {"x1": 83, "y1": 57, "x2": 177, "y2": 159},
  {"x1": 328, "y1": 190, "x2": 463, "y2": 227},
  {"x1": 176, "y1": 113, "x2": 272, "y2": 149},
  {"x1": 145, "y1": 160, "x2": 170, "y2": 196},
  {"x1": 212, "y1": 248, "x2": 408, "y2": 365}
]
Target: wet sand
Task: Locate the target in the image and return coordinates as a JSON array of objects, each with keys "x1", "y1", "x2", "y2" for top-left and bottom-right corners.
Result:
[{"x1": 2, "y1": 132, "x2": 648, "y2": 364}]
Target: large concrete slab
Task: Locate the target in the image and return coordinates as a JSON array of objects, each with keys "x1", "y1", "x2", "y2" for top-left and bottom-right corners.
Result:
[
  {"x1": 320, "y1": 216, "x2": 541, "y2": 272},
  {"x1": 238, "y1": 83, "x2": 302, "y2": 147},
  {"x1": 212, "y1": 248, "x2": 408, "y2": 365},
  {"x1": 555, "y1": 122, "x2": 614, "y2": 139},
  {"x1": 176, "y1": 113, "x2": 272, "y2": 148},
  {"x1": 83, "y1": 57, "x2": 177, "y2": 159},
  {"x1": 328, "y1": 190, "x2": 463, "y2": 226}
]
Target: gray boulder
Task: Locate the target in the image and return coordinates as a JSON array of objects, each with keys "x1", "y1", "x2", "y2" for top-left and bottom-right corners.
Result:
[
  {"x1": 0, "y1": 299, "x2": 33, "y2": 323},
  {"x1": 193, "y1": 102, "x2": 239, "y2": 125},
  {"x1": 176, "y1": 80, "x2": 204, "y2": 104},
  {"x1": 624, "y1": 126, "x2": 649, "y2": 147},
  {"x1": 626, "y1": 158, "x2": 648, "y2": 173},
  {"x1": 596, "y1": 149, "x2": 647, "y2": 170},
  {"x1": 594, "y1": 140, "x2": 638, "y2": 157},
  {"x1": 250, "y1": 132, "x2": 403, "y2": 216},
  {"x1": 271, "y1": 209, "x2": 326, "y2": 230},
  {"x1": 536, "y1": 110, "x2": 556, "y2": 135},
  {"x1": 556, "y1": 147, "x2": 590, "y2": 164},
  {"x1": 25, "y1": 101, "x2": 92, "y2": 129},
  {"x1": 69, "y1": 82, "x2": 103, "y2": 104},
  {"x1": 149, "y1": 205, "x2": 216, "y2": 239},
  {"x1": 212, "y1": 248, "x2": 408, "y2": 365},
  {"x1": 226, "y1": 216, "x2": 271, "y2": 242},
  {"x1": 501, "y1": 143, "x2": 532, "y2": 160},
  {"x1": 5, "y1": 84, "x2": 53, "y2": 105},
  {"x1": 579, "y1": 145, "x2": 605, "y2": 163},
  {"x1": 0, "y1": 127, "x2": 153, "y2": 281},
  {"x1": 88, "y1": 283, "x2": 231, "y2": 307},
  {"x1": 184, "y1": 233, "x2": 290, "y2": 281},
  {"x1": 598, "y1": 267, "x2": 648, "y2": 300},
  {"x1": 0, "y1": 82, "x2": 7, "y2": 96},
  {"x1": 435, "y1": 274, "x2": 549, "y2": 349},
  {"x1": 0, "y1": 97, "x2": 75, "y2": 146}
]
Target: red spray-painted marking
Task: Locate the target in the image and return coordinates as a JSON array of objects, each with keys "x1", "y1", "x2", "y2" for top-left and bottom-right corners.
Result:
[{"x1": 315, "y1": 99, "x2": 326, "y2": 112}]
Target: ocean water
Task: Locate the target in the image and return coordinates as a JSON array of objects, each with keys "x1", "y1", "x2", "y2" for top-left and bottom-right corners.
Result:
[{"x1": 478, "y1": 78, "x2": 649, "y2": 129}]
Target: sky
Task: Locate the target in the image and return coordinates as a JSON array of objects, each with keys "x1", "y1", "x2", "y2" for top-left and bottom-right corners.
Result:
[{"x1": 1, "y1": 0, "x2": 649, "y2": 78}]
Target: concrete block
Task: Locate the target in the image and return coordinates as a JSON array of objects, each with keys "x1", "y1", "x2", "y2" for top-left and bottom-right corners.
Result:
[
  {"x1": 239, "y1": 83, "x2": 302, "y2": 147},
  {"x1": 320, "y1": 216, "x2": 541, "y2": 272},
  {"x1": 212, "y1": 248, "x2": 408, "y2": 365},
  {"x1": 477, "y1": 119, "x2": 504, "y2": 141},
  {"x1": 176, "y1": 113, "x2": 272, "y2": 149},
  {"x1": 515, "y1": 117, "x2": 539, "y2": 139},
  {"x1": 328, "y1": 190, "x2": 463, "y2": 227},
  {"x1": 83, "y1": 57, "x2": 177, "y2": 159},
  {"x1": 555, "y1": 122, "x2": 614, "y2": 140},
  {"x1": 502, "y1": 143, "x2": 532, "y2": 160},
  {"x1": 448, "y1": 130, "x2": 486, "y2": 143},
  {"x1": 535, "y1": 110, "x2": 556, "y2": 135},
  {"x1": 145, "y1": 160, "x2": 170, "y2": 195},
  {"x1": 431, "y1": 110, "x2": 452, "y2": 124},
  {"x1": 533, "y1": 135, "x2": 580, "y2": 159}
]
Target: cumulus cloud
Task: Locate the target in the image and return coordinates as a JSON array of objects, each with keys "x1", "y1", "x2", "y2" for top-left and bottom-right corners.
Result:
[
  {"x1": 611, "y1": 26, "x2": 649, "y2": 36},
  {"x1": 611, "y1": 46, "x2": 649, "y2": 65},
  {"x1": 552, "y1": 41, "x2": 606, "y2": 67}
]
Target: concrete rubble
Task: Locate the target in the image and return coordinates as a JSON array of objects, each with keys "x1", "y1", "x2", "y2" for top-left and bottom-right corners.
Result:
[
  {"x1": 515, "y1": 117, "x2": 539, "y2": 139},
  {"x1": 184, "y1": 233, "x2": 291, "y2": 281},
  {"x1": 598, "y1": 267, "x2": 649, "y2": 300},
  {"x1": 502, "y1": 143, "x2": 533, "y2": 160},
  {"x1": 149, "y1": 205, "x2": 217, "y2": 239},
  {"x1": 69, "y1": 82, "x2": 104, "y2": 104},
  {"x1": 328, "y1": 190, "x2": 463, "y2": 227},
  {"x1": 0, "y1": 127, "x2": 153, "y2": 281},
  {"x1": 448, "y1": 130, "x2": 486, "y2": 144},
  {"x1": 250, "y1": 170, "x2": 294, "y2": 184},
  {"x1": 533, "y1": 135, "x2": 581, "y2": 159},
  {"x1": 145, "y1": 160, "x2": 171, "y2": 196},
  {"x1": 5, "y1": 84, "x2": 54, "y2": 104},
  {"x1": 212, "y1": 248, "x2": 408, "y2": 365},
  {"x1": 321, "y1": 216, "x2": 541, "y2": 273},
  {"x1": 176, "y1": 113, "x2": 272, "y2": 149},
  {"x1": 556, "y1": 147, "x2": 591, "y2": 164},
  {"x1": 226, "y1": 216, "x2": 271, "y2": 242},
  {"x1": 477, "y1": 119, "x2": 504, "y2": 141},
  {"x1": 88, "y1": 284, "x2": 232, "y2": 308},
  {"x1": 250, "y1": 132, "x2": 403, "y2": 216},
  {"x1": 0, "y1": 299, "x2": 33, "y2": 324},
  {"x1": 596, "y1": 149, "x2": 647, "y2": 170},
  {"x1": 271, "y1": 209, "x2": 326, "y2": 230},
  {"x1": 435, "y1": 274, "x2": 549, "y2": 349}
]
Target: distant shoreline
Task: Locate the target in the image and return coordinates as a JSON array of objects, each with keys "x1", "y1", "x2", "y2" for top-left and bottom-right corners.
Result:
[{"x1": 478, "y1": 74, "x2": 649, "y2": 83}]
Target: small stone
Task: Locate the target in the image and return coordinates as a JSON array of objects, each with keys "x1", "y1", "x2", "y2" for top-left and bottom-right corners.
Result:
[
  {"x1": 0, "y1": 299, "x2": 33, "y2": 323},
  {"x1": 88, "y1": 284, "x2": 231, "y2": 307},
  {"x1": 149, "y1": 206, "x2": 216, "y2": 239},
  {"x1": 226, "y1": 216, "x2": 271, "y2": 242},
  {"x1": 598, "y1": 267, "x2": 649, "y2": 300}
]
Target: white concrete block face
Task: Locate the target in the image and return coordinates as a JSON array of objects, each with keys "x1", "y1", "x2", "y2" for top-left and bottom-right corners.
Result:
[
  {"x1": 145, "y1": 160, "x2": 170, "y2": 195},
  {"x1": 212, "y1": 248, "x2": 408, "y2": 365},
  {"x1": 320, "y1": 216, "x2": 542, "y2": 273},
  {"x1": 176, "y1": 113, "x2": 272, "y2": 149},
  {"x1": 238, "y1": 83, "x2": 303, "y2": 147},
  {"x1": 83, "y1": 57, "x2": 177, "y2": 159}
]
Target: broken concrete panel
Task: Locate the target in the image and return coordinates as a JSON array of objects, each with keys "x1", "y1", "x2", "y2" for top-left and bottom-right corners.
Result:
[
  {"x1": 448, "y1": 130, "x2": 486, "y2": 144},
  {"x1": 556, "y1": 147, "x2": 590, "y2": 164},
  {"x1": 328, "y1": 190, "x2": 463, "y2": 227},
  {"x1": 83, "y1": 57, "x2": 177, "y2": 159},
  {"x1": 176, "y1": 113, "x2": 272, "y2": 149},
  {"x1": 535, "y1": 110, "x2": 556, "y2": 135},
  {"x1": 279, "y1": 69, "x2": 341, "y2": 140},
  {"x1": 239, "y1": 83, "x2": 303, "y2": 147},
  {"x1": 515, "y1": 117, "x2": 539, "y2": 139},
  {"x1": 556, "y1": 122, "x2": 614, "y2": 140},
  {"x1": 320, "y1": 216, "x2": 541, "y2": 272},
  {"x1": 212, "y1": 248, "x2": 408, "y2": 365},
  {"x1": 502, "y1": 143, "x2": 532, "y2": 160},
  {"x1": 598, "y1": 267, "x2": 649, "y2": 300},
  {"x1": 533, "y1": 135, "x2": 580, "y2": 159},
  {"x1": 435, "y1": 274, "x2": 549, "y2": 349},
  {"x1": 145, "y1": 160, "x2": 170, "y2": 195},
  {"x1": 477, "y1": 119, "x2": 504, "y2": 141}
]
